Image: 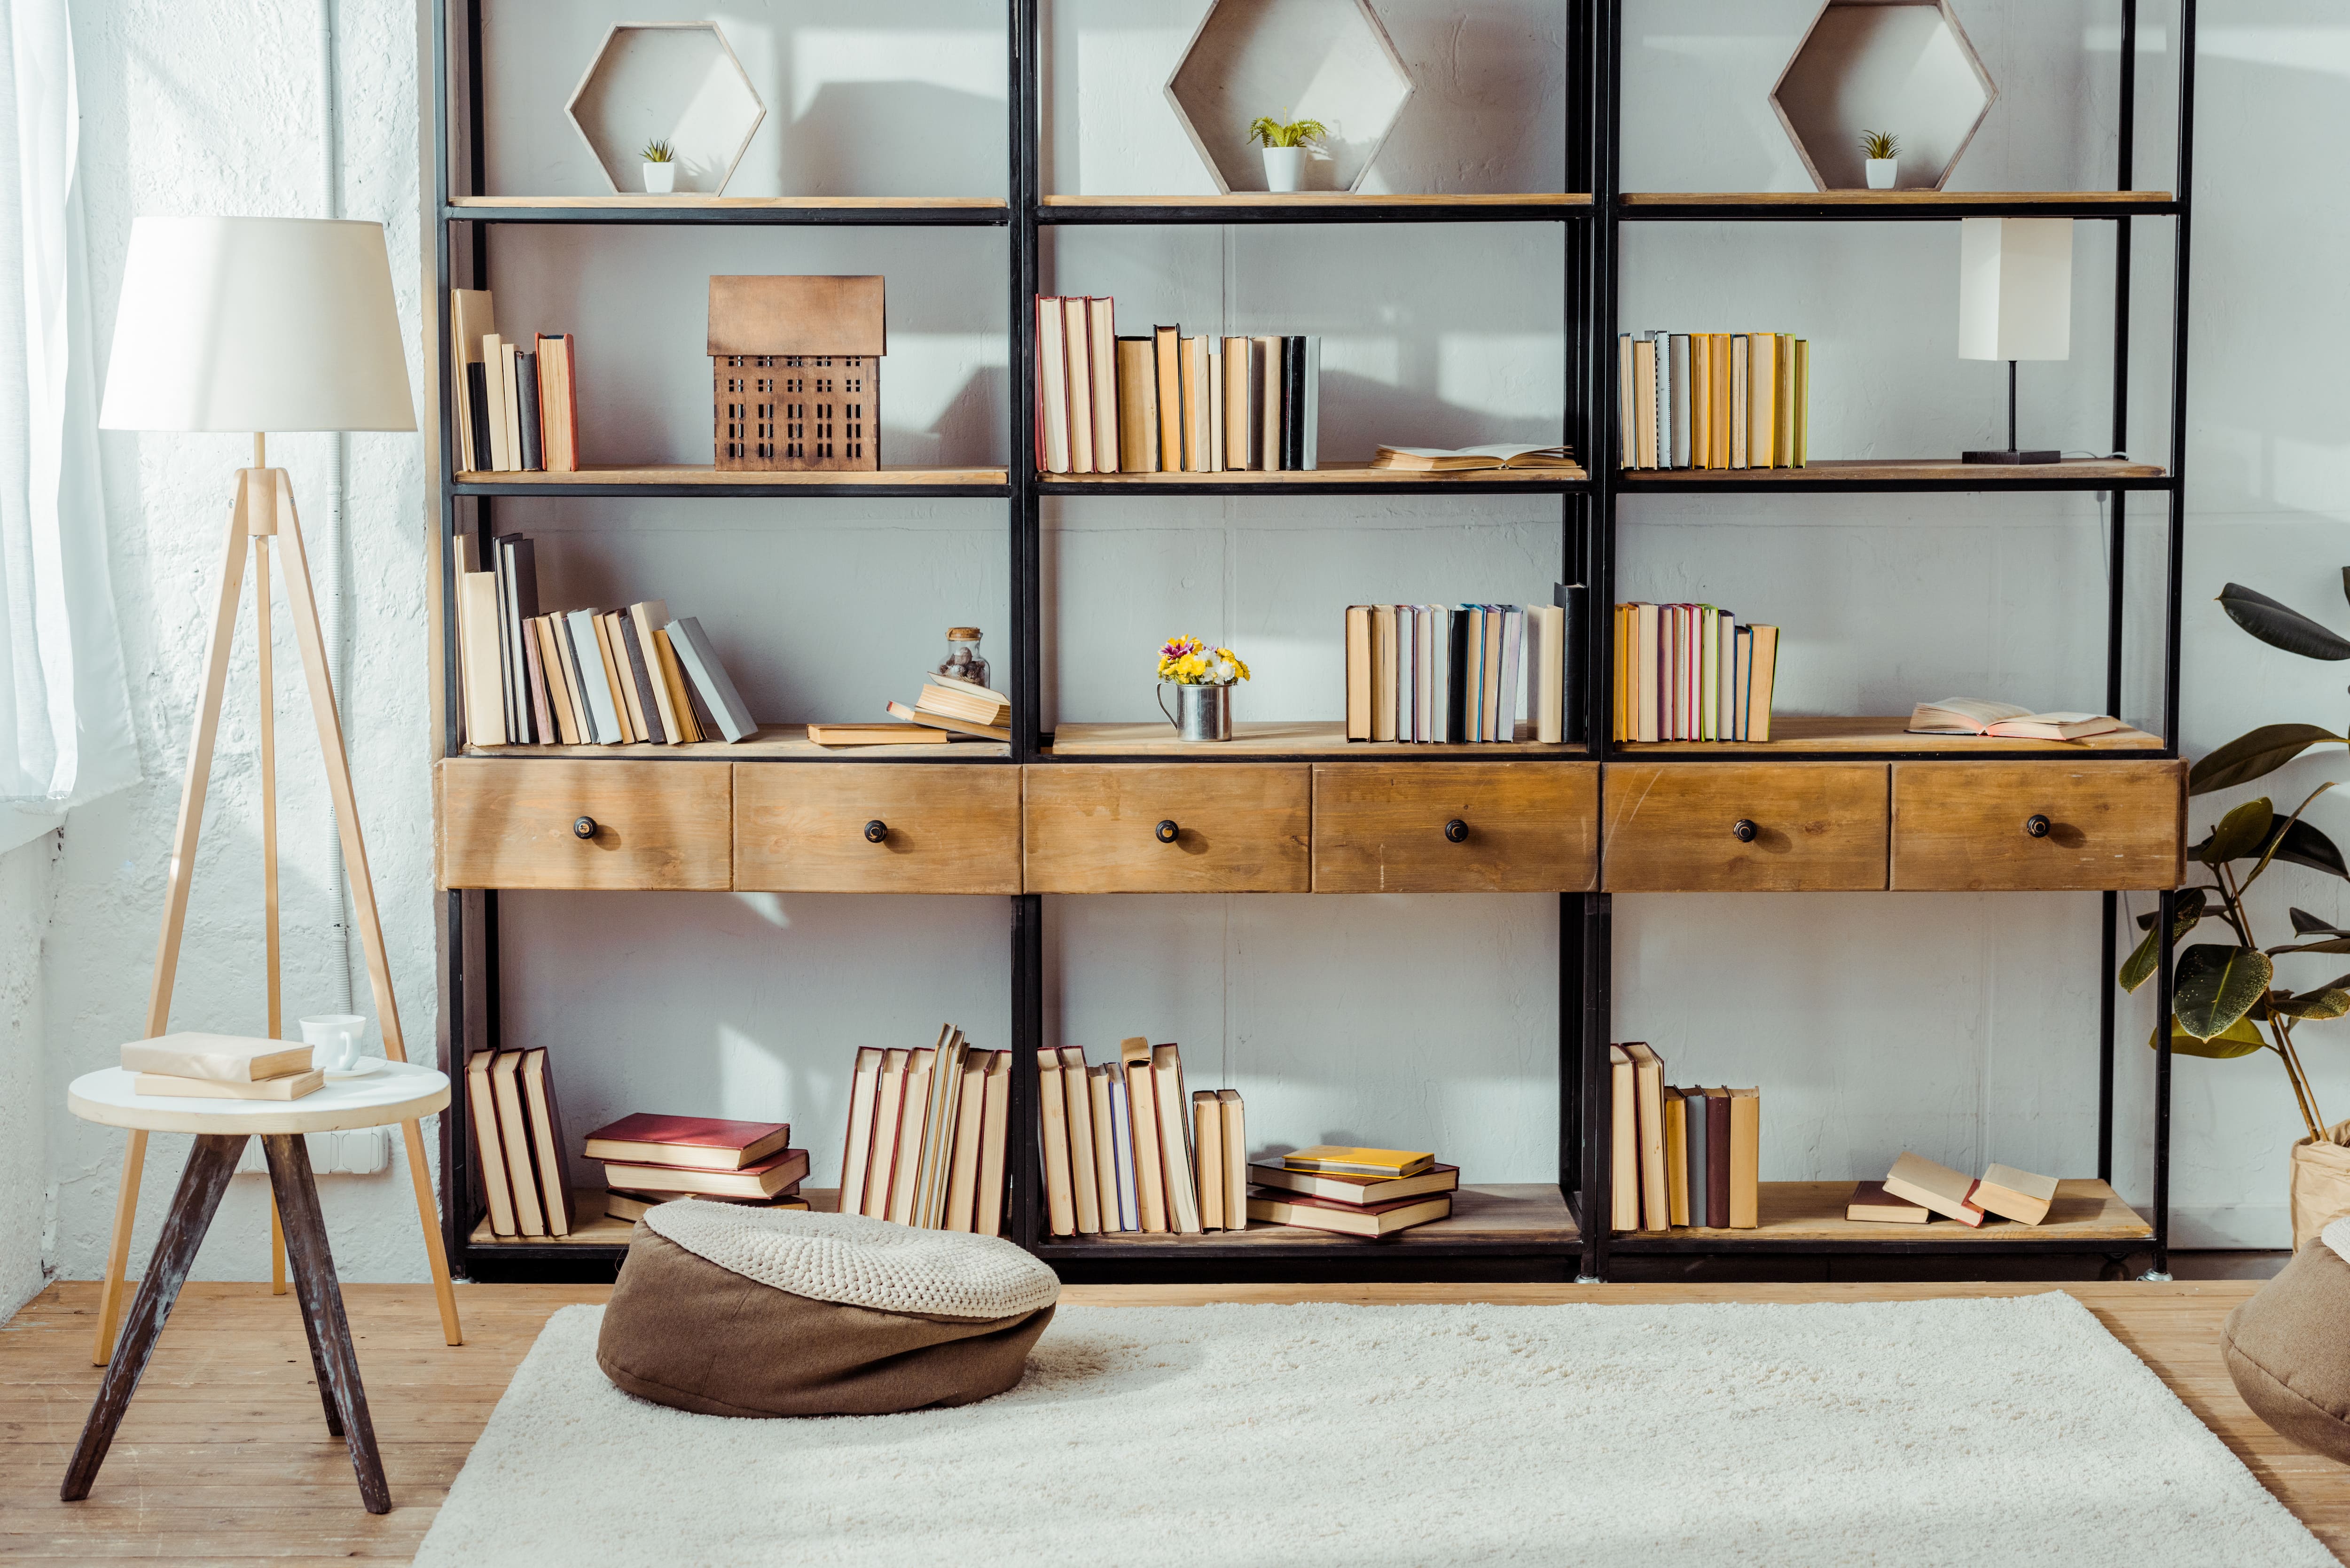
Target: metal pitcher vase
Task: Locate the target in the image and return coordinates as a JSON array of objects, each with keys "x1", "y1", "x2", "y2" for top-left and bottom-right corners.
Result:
[{"x1": 1157, "y1": 681, "x2": 1232, "y2": 741}]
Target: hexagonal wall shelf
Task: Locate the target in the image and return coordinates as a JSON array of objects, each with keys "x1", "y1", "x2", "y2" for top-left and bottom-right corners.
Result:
[
  {"x1": 567, "y1": 22, "x2": 767, "y2": 196},
  {"x1": 1165, "y1": 0, "x2": 1414, "y2": 195},
  {"x1": 1769, "y1": 0, "x2": 1996, "y2": 192}
]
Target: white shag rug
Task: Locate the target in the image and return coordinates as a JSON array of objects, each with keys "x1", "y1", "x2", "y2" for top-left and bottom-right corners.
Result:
[{"x1": 417, "y1": 1295, "x2": 2331, "y2": 1568}]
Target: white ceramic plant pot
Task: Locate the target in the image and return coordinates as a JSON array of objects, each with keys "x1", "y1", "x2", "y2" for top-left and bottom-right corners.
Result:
[
  {"x1": 1864, "y1": 157, "x2": 1898, "y2": 190},
  {"x1": 643, "y1": 161, "x2": 677, "y2": 195},
  {"x1": 1261, "y1": 147, "x2": 1305, "y2": 194}
]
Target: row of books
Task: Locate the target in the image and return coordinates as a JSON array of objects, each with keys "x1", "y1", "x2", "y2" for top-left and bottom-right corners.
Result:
[
  {"x1": 1247, "y1": 1146, "x2": 1458, "y2": 1238},
  {"x1": 1034, "y1": 296, "x2": 1322, "y2": 474},
  {"x1": 1038, "y1": 1039, "x2": 1241, "y2": 1234},
  {"x1": 119, "y1": 1037, "x2": 325, "y2": 1101},
  {"x1": 1609, "y1": 1043, "x2": 1760, "y2": 1232},
  {"x1": 466, "y1": 1048, "x2": 581, "y2": 1238},
  {"x1": 1619, "y1": 330, "x2": 1809, "y2": 471},
  {"x1": 1856, "y1": 1152, "x2": 2062, "y2": 1227},
  {"x1": 1344, "y1": 591, "x2": 1585, "y2": 745},
  {"x1": 1611, "y1": 602, "x2": 1779, "y2": 743},
  {"x1": 838, "y1": 1028, "x2": 1014, "y2": 1235},
  {"x1": 583, "y1": 1113, "x2": 811, "y2": 1223},
  {"x1": 454, "y1": 531, "x2": 754, "y2": 748},
  {"x1": 451, "y1": 288, "x2": 580, "y2": 473}
]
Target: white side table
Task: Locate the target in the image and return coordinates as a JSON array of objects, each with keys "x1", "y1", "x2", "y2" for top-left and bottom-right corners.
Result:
[{"x1": 60, "y1": 1061, "x2": 451, "y2": 1514}]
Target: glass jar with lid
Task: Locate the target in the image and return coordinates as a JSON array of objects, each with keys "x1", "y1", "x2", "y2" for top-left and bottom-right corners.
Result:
[{"x1": 936, "y1": 626, "x2": 990, "y2": 690}]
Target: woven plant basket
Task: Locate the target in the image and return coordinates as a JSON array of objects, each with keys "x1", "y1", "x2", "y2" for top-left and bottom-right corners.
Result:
[{"x1": 2290, "y1": 1118, "x2": 2350, "y2": 1252}]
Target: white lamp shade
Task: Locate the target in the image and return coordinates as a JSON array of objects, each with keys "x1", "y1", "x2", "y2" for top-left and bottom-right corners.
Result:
[
  {"x1": 1957, "y1": 217, "x2": 2072, "y2": 362},
  {"x1": 98, "y1": 216, "x2": 415, "y2": 433}
]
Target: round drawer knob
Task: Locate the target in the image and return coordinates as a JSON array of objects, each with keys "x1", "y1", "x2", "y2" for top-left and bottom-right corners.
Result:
[
  {"x1": 1444, "y1": 819, "x2": 1470, "y2": 843},
  {"x1": 1156, "y1": 819, "x2": 1180, "y2": 844},
  {"x1": 2025, "y1": 813, "x2": 2052, "y2": 838},
  {"x1": 572, "y1": 816, "x2": 597, "y2": 840},
  {"x1": 1731, "y1": 819, "x2": 1758, "y2": 843},
  {"x1": 864, "y1": 819, "x2": 889, "y2": 844}
]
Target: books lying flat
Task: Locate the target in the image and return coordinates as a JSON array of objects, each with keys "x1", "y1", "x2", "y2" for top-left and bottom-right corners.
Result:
[
  {"x1": 599, "y1": 1147, "x2": 809, "y2": 1199},
  {"x1": 582, "y1": 1113, "x2": 792, "y2": 1170},
  {"x1": 1974, "y1": 1163, "x2": 2059, "y2": 1226},
  {"x1": 120, "y1": 1035, "x2": 312, "y2": 1083},
  {"x1": 1281, "y1": 1145, "x2": 1435, "y2": 1179},
  {"x1": 1881, "y1": 1151, "x2": 1986, "y2": 1226},
  {"x1": 885, "y1": 701, "x2": 1010, "y2": 742},
  {"x1": 133, "y1": 1069, "x2": 325, "y2": 1100},
  {"x1": 1246, "y1": 1191, "x2": 1453, "y2": 1238},
  {"x1": 605, "y1": 1189, "x2": 809, "y2": 1223},
  {"x1": 1846, "y1": 1179, "x2": 1931, "y2": 1224},
  {"x1": 1249, "y1": 1161, "x2": 1459, "y2": 1206},
  {"x1": 1906, "y1": 698, "x2": 2123, "y2": 741},
  {"x1": 1371, "y1": 443, "x2": 1578, "y2": 472},
  {"x1": 807, "y1": 722, "x2": 950, "y2": 746},
  {"x1": 916, "y1": 681, "x2": 1010, "y2": 727}
]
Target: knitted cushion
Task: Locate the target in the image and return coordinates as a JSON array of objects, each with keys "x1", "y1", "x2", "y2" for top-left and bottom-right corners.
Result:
[
  {"x1": 597, "y1": 1204, "x2": 1058, "y2": 1418},
  {"x1": 2221, "y1": 1219, "x2": 2350, "y2": 1463}
]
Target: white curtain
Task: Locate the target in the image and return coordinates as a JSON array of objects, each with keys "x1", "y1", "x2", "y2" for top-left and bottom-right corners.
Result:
[{"x1": 0, "y1": 0, "x2": 136, "y2": 851}]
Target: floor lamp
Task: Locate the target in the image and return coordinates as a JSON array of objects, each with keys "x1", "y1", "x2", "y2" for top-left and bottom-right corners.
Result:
[{"x1": 89, "y1": 216, "x2": 460, "y2": 1362}]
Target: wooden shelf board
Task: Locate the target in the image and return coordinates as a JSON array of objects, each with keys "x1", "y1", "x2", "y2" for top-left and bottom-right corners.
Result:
[
  {"x1": 1046, "y1": 1183, "x2": 1575, "y2": 1248},
  {"x1": 452, "y1": 195, "x2": 1006, "y2": 211},
  {"x1": 455, "y1": 464, "x2": 1008, "y2": 488},
  {"x1": 464, "y1": 724, "x2": 1011, "y2": 762},
  {"x1": 1045, "y1": 460, "x2": 1588, "y2": 486},
  {"x1": 1041, "y1": 193, "x2": 1590, "y2": 209},
  {"x1": 1621, "y1": 190, "x2": 2173, "y2": 209},
  {"x1": 1621, "y1": 716, "x2": 2165, "y2": 756},
  {"x1": 470, "y1": 1187, "x2": 840, "y2": 1247},
  {"x1": 1618, "y1": 1179, "x2": 2147, "y2": 1244},
  {"x1": 1045, "y1": 721, "x2": 1585, "y2": 758},
  {"x1": 1618, "y1": 458, "x2": 2161, "y2": 484}
]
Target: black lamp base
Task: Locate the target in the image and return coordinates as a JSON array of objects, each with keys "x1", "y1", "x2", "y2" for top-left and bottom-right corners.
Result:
[{"x1": 1962, "y1": 447, "x2": 2061, "y2": 465}]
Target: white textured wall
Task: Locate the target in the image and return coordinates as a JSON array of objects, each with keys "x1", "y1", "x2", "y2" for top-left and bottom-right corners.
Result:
[{"x1": 0, "y1": 836, "x2": 58, "y2": 1319}]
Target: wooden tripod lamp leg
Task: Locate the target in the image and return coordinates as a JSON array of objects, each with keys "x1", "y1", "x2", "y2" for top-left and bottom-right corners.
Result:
[
  {"x1": 274, "y1": 476, "x2": 462, "y2": 1347},
  {"x1": 256, "y1": 530, "x2": 288, "y2": 1298}
]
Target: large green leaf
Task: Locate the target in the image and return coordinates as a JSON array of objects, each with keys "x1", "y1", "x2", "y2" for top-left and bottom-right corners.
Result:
[
  {"x1": 2150, "y1": 1013, "x2": 2268, "y2": 1058},
  {"x1": 2138, "y1": 888, "x2": 2209, "y2": 930},
  {"x1": 2275, "y1": 987, "x2": 2350, "y2": 1021},
  {"x1": 2204, "y1": 797, "x2": 2276, "y2": 862},
  {"x1": 2220, "y1": 583, "x2": 2350, "y2": 660},
  {"x1": 2173, "y1": 943, "x2": 2275, "y2": 1039},
  {"x1": 2291, "y1": 906, "x2": 2350, "y2": 936},
  {"x1": 2267, "y1": 818, "x2": 2350, "y2": 879},
  {"x1": 2120, "y1": 893, "x2": 2209, "y2": 991},
  {"x1": 2267, "y1": 936, "x2": 2350, "y2": 955},
  {"x1": 2190, "y1": 725, "x2": 2345, "y2": 794}
]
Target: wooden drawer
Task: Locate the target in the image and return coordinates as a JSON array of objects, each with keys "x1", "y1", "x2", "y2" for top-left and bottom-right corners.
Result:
[
  {"x1": 1312, "y1": 763, "x2": 1599, "y2": 893},
  {"x1": 1602, "y1": 763, "x2": 1888, "y2": 891},
  {"x1": 735, "y1": 764, "x2": 1021, "y2": 894},
  {"x1": 436, "y1": 759, "x2": 732, "y2": 890},
  {"x1": 1890, "y1": 760, "x2": 2186, "y2": 890},
  {"x1": 1024, "y1": 764, "x2": 1310, "y2": 893}
]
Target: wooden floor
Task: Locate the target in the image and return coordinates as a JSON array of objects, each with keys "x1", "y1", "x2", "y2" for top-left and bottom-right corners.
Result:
[{"x1": 2, "y1": 1278, "x2": 2342, "y2": 1563}]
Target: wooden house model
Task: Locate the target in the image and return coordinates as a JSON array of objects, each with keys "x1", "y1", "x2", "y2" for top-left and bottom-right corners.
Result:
[{"x1": 708, "y1": 274, "x2": 884, "y2": 471}]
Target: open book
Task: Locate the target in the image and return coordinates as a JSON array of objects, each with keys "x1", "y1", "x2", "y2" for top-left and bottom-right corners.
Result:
[
  {"x1": 1906, "y1": 698, "x2": 2123, "y2": 741},
  {"x1": 1371, "y1": 443, "x2": 1578, "y2": 472}
]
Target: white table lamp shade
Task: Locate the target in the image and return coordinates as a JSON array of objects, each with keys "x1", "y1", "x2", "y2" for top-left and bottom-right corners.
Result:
[
  {"x1": 1957, "y1": 217, "x2": 2072, "y2": 362},
  {"x1": 98, "y1": 216, "x2": 415, "y2": 433}
]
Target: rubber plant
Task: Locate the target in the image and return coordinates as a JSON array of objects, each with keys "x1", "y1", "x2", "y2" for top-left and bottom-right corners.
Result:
[{"x1": 2121, "y1": 575, "x2": 2350, "y2": 1143}]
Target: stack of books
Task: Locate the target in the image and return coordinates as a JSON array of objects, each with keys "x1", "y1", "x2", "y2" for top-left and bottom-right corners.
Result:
[
  {"x1": 454, "y1": 530, "x2": 755, "y2": 748},
  {"x1": 583, "y1": 1114, "x2": 810, "y2": 1223},
  {"x1": 1609, "y1": 1044, "x2": 1761, "y2": 1232},
  {"x1": 1612, "y1": 602, "x2": 1778, "y2": 743},
  {"x1": 808, "y1": 670, "x2": 1012, "y2": 747},
  {"x1": 1345, "y1": 589, "x2": 1585, "y2": 745},
  {"x1": 451, "y1": 288, "x2": 580, "y2": 473},
  {"x1": 1246, "y1": 1146, "x2": 1458, "y2": 1238},
  {"x1": 1853, "y1": 1153, "x2": 2061, "y2": 1227},
  {"x1": 1035, "y1": 1039, "x2": 1247, "y2": 1236},
  {"x1": 122, "y1": 1036, "x2": 323, "y2": 1101},
  {"x1": 1369, "y1": 443, "x2": 1578, "y2": 473},
  {"x1": 838, "y1": 1028, "x2": 1013, "y2": 1234},
  {"x1": 1033, "y1": 295, "x2": 1323, "y2": 474},
  {"x1": 465, "y1": 1048, "x2": 580, "y2": 1239},
  {"x1": 1619, "y1": 329, "x2": 1809, "y2": 471}
]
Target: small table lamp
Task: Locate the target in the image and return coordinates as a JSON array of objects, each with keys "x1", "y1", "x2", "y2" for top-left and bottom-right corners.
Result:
[
  {"x1": 1958, "y1": 216, "x2": 2072, "y2": 465},
  {"x1": 89, "y1": 217, "x2": 461, "y2": 1362}
]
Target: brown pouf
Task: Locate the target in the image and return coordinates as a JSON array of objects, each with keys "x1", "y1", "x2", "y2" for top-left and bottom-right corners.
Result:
[
  {"x1": 2223, "y1": 1225, "x2": 2350, "y2": 1463},
  {"x1": 597, "y1": 1202, "x2": 1059, "y2": 1418}
]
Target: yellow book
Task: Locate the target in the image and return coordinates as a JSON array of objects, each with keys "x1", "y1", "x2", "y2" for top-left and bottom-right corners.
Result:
[
  {"x1": 1708, "y1": 333, "x2": 1732, "y2": 469},
  {"x1": 1774, "y1": 333, "x2": 1794, "y2": 468},
  {"x1": 1689, "y1": 333, "x2": 1712, "y2": 469},
  {"x1": 1793, "y1": 338, "x2": 1810, "y2": 468},
  {"x1": 1281, "y1": 1144, "x2": 1435, "y2": 1178}
]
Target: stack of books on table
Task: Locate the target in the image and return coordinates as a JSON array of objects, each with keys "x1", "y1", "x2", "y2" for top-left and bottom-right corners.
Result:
[
  {"x1": 809, "y1": 671, "x2": 1012, "y2": 747},
  {"x1": 1035, "y1": 1039, "x2": 1248, "y2": 1236},
  {"x1": 1344, "y1": 588, "x2": 1585, "y2": 744},
  {"x1": 583, "y1": 1113, "x2": 809, "y2": 1223},
  {"x1": 1619, "y1": 329, "x2": 1809, "y2": 471},
  {"x1": 1246, "y1": 1147, "x2": 1458, "y2": 1239},
  {"x1": 1612, "y1": 602, "x2": 1778, "y2": 743},
  {"x1": 122, "y1": 1036, "x2": 323, "y2": 1100},
  {"x1": 1850, "y1": 1153, "x2": 2061, "y2": 1227},
  {"x1": 838, "y1": 1028, "x2": 1013, "y2": 1234},
  {"x1": 466, "y1": 1048, "x2": 583, "y2": 1238},
  {"x1": 1609, "y1": 1043, "x2": 1761, "y2": 1232}
]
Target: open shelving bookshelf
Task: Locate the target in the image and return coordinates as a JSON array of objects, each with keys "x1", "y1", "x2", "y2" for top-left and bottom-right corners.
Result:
[{"x1": 428, "y1": 0, "x2": 2194, "y2": 1285}]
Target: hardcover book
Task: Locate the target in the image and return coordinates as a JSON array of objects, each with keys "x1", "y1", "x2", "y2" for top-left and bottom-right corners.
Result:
[{"x1": 583, "y1": 1113, "x2": 791, "y2": 1170}]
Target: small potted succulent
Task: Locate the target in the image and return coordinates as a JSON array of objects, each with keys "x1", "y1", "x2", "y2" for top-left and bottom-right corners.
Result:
[
  {"x1": 1859, "y1": 129, "x2": 1900, "y2": 190},
  {"x1": 1155, "y1": 635, "x2": 1251, "y2": 741},
  {"x1": 641, "y1": 137, "x2": 677, "y2": 195},
  {"x1": 1247, "y1": 113, "x2": 1327, "y2": 195}
]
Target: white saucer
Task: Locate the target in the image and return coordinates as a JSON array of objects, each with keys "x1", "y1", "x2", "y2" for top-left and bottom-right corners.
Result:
[{"x1": 324, "y1": 1060, "x2": 385, "y2": 1080}]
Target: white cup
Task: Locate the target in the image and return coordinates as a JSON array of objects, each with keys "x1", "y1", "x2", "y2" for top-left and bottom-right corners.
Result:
[{"x1": 299, "y1": 1014, "x2": 368, "y2": 1074}]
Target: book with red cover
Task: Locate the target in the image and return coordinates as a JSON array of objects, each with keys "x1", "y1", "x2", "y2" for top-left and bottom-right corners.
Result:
[
  {"x1": 597, "y1": 1147, "x2": 809, "y2": 1199},
  {"x1": 582, "y1": 1113, "x2": 791, "y2": 1170},
  {"x1": 1247, "y1": 1162, "x2": 1459, "y2": 1207},
  {"x1": 1704, "y1": 1087, "x2": 1731, "y2": 1229}
]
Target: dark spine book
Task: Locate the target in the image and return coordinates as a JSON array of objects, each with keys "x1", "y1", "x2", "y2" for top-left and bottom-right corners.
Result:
[
  {"x1": 500, "y1": 535, "x2": 540, "y2": 742},
  {"x1": 1278, "y1": 337, "x2": 1304, "y2": 471},
  {"x1": 1558, "y1": 581, "x2": 1588, "y2": 745},
  {"x1": 465, "y1": 361, "x2": 492, "y2": 473},
  {"x1": 618, "y1": 616, "x2": 666, "y2": 744},
  {"x1": 515, "y1": 350, "x2": 543, "y2": 470},
  {"x1": 491, "y1": 535, "x2": 518, "y2": 741},
  {"x1": 1445, "y1": 609, "x2": 1471, "y2": 743},
  {"x1": 1705, "y1": 1092, "x2": 1731, "y2": 1228}
]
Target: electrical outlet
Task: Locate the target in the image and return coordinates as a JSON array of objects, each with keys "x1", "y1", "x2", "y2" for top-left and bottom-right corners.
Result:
[{"x1": 233, "y1": 1128, "x2": 391, "y2": 1177}]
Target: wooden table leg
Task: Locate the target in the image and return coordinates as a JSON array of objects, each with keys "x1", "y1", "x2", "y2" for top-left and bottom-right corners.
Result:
[
  {"x1": 63, "y1": 1134, "x2": 246, "y2": 1500},
  {"x1": 263, "y1": 1131, "x2": 389, "y2": 1513},
  {"x1": 91, "y1": 1130, "x2": 148, "y2": 1365},
  {"x1": 291, "y1": 1258, "x2": 345, "y2": 1440}
]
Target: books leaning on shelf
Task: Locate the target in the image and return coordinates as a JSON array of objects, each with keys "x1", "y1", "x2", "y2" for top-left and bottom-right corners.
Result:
[
  {"x1": 837, "y1": 1030, "x2": 1013, "y2": 1235},
  {"x1": 1608, "y1": 1046, "x2": 1759, "y2": 1233},
  {"x1": 451, "y1": 288, "x2": 580, "y2": 474},
  {"x1": 1611, "y1": 602, "x2": 1777, "y2": 743},
  {"x1": 1034, "y1": 296, "x2": 1321, "y2": 474},
  {"x1": 1344, "y1": 587, "x2": 1586, "y2": 745},
  {"x1": 1370, "y1": 443, "x2": 1578, "y2": 473},
  {"x1": 122, "y1": 1034, "x2": 322, "y2": 1101},
  {"x1": 452, "y1": 530, "x2": 752, "y2": 749},
  {"x1": 1619, "y1": 329, "x2": 1808, "y2": 472},
  {"x1": 1035, "y1": 1038, "x2": 1246, "y2": 1237},
  {"x1": 1870, "y1": 1155, "x2": 2060, "y2": 1227},
  {"x1": 1244, "y1": 1145, "x2": 1455, "y2": 1238},
  {"x1": 465, "y1": 1047, "x2": 579, "y2": 1239},
  {"x1": 1905, "y1": 698, "x2": 2124, "y2": 741}
]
